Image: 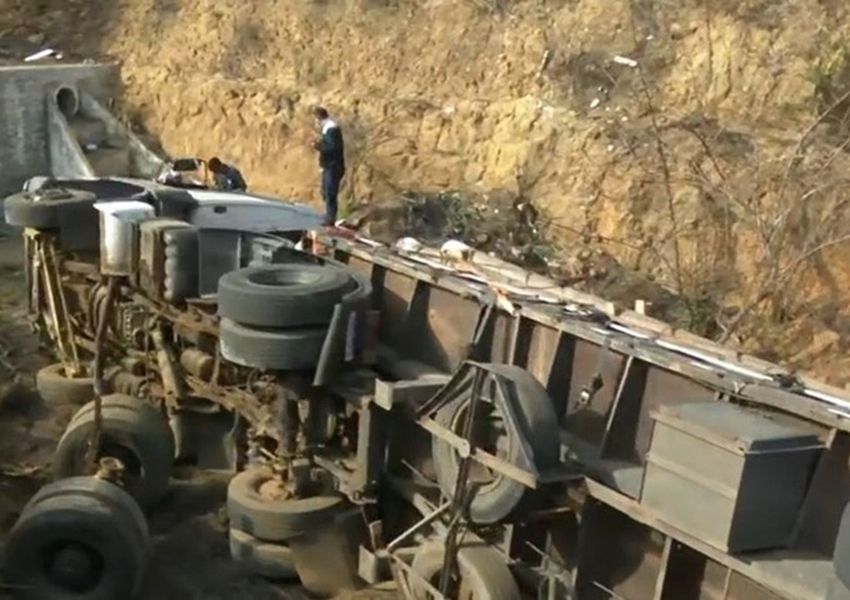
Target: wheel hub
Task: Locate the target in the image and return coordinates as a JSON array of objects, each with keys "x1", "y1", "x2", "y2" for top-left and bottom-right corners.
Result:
[
  {"x1": 47, "y1": 542, "x2": 101, "y2": 592},
  {"x1": 259, "y1": 477, "x2": 290, "y2": 502}
]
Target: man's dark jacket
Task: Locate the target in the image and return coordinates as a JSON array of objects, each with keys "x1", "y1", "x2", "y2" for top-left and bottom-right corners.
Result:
[{"x1": 214, "y1": 164, "x2": 247, "y2": 191}]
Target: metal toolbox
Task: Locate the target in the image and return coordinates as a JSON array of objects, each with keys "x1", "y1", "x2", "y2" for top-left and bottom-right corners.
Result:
[{"x1": 640, "y1": 401, "x2": 823, "y2": 554}]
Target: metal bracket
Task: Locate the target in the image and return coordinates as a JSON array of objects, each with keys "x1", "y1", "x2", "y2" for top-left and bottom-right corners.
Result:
[
  {"x1": 416, "y1": 361, "x2": 547, "y2": 489},
  {"x1": 464, "y1": 292, "x2": 498, "y2": 361},
  {"x1": 313, "y1": 269, "x2": 373, "y2": 387},
  {"x1": 30, "y1": 232, "x2": 83, "y2": 375},
  {"x1": 575, "y1": 334, "x2": 611, "y2": 409},
  {"x1": 373, "y1": 376, "x2": 450, "y2": 411},
  {"x1": 437, "y1": 366, "x2": 486, "y2": 596}
]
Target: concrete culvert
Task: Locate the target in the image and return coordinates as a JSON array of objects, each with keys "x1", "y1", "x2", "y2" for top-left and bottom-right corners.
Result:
[{"x1": 55, "y1": 86, "x2": 79, "y2": 117}]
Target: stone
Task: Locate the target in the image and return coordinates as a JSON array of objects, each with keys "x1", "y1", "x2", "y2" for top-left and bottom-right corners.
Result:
[{"x1": 670, "y1": 23, "x2": 686, "y2": 40}]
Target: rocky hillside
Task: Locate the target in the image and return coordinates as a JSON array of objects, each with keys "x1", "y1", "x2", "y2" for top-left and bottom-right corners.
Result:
[{"x1": 4, "y1": 0, "x2": 850, "y2": 383}]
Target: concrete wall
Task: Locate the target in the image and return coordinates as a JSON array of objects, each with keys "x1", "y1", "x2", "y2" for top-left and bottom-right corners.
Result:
[
  {"x1": 47, "y1": 99, "x2": 96, "y2": 179},
  {"x1": 80, "y1": 91, "x2": 164, "y2": 178},
  {"x1": 0, "y1": 62, "x2": 120, "y2": 196}
]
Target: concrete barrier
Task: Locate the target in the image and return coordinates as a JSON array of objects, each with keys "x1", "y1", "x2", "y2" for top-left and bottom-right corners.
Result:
[
  {"x1": 47, "y1": 89, "x2": 96, "y2": 178},
  {"x1": 79, "y1": 91, "x2": 164, "y2": 178}
]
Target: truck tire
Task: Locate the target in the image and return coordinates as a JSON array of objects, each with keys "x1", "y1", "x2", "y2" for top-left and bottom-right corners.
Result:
[
  {"x1": 53, "y1": 395, "x2": 175, "y2": 510},
  {"x1": 35, "y1": 363, "x2": 94, "y2": 406},
  {"x1": 219, "y1": 318, "x2": 327, "y2": 371},
  {"x1": 431, "y1": 365, "x2": 561, "y2": 524},
  {"x1": 409, "y1": 540, "x2": 521, "y2": 600},
  {"x1": 25, "y1": 476, "x2": 149, "y2": 549},
  {"x1": 4, "y1": 188, "x2": 98, "y2": 229},
  {"x1": 229, "y1": 527, "x2": 298, "y2": 581},
  {"x1": 2, "y1": 477, "x2": 148, "y2": 600},
  {"x1": 217, "y1": 264, "x2": 356, "y2": 328},
  {"x1": 227, "y1": 467, "x2": 345, "y2": 542}
]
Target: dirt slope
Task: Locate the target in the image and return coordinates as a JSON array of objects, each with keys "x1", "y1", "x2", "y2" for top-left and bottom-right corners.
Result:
[{"x1": 4, "y1": 0, "x2": 850, "y2": 382}]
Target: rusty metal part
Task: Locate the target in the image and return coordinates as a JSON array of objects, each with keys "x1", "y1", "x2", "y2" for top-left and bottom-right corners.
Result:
[
  {"x1": 120, "y1": 356, "x2": 146, "y2": 376},
  {"x1": 31, "y1": 233, "x2": 82, "y2": 375},
  {"x1": 181, "y1": 376, "x2": 278, "y2": 438},
  {"x1": 150, "y1": 325, "x2": 185, "y2": 405},
  {"x1": 86, "y1": 281, "x2": 108, "y2": 335},
  {"x1": 438, "y1": 367, "x2": 485, "y2": 597},
  {"x1": 112, "y1": 371, "x2": 147, "y2": 396},
  {"x1": 46, "y1": 240, "x2": 82, "y2": 373},
  {"x1": 386, "y1": 502, "x2": 451, "y2": 554},
  {"x1": 281, "y1": 395, "x2": 300, "y2": 461},
  {"x1": 94, "y1": 456, "x2": 126, "y2": 486},
  {"x1": 388, "y1": 552, "x2": 447, "y2": 600},
  {"x1": 117, "y1": 303, "x2": 149, "y2": 349},
  {"x1": 132, "y1": 293, "x2": 219, "y2": 336},
  {"x1": 85, "y1": 276, "x2": 120, "y2": 474},
  {"x1": 289, "y1": 457, "x2": 313, "y2": 497},
  {"x1": 23, "y1": 229, "x2": 34, "y2": 316},
  {"x1": 180, "y1": 348, "x2": 214, "y2": 381}
]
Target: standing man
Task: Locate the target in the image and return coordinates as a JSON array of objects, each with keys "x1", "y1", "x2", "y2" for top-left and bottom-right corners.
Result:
[
  {"x1": 208, "y1": 157, "x2": 248, "y2": 192},
  {"x1": 312, "y1": 106, "x2": 346, "y2": 226}
]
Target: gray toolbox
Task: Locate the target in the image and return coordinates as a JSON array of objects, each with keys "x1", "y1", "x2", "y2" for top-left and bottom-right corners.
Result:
[{"x1": 640, "y1": 401, "x2": 823, "y2": 553}]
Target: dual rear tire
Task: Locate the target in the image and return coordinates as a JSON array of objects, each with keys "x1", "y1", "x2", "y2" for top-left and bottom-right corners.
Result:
[
  {"x1": 2, "y1": 395, "x2": 175, "y2": 599},
  {"x1": 2, "y1": 477, "x2": 149, "y2": 600},
  {"x1": 53, "y1": 394, "x2": 175, "y2": 510}
]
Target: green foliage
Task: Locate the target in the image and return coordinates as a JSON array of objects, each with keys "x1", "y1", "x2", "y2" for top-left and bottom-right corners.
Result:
[
  {"x1": 808, "y1": 41, "x2": 850, "y2": 129},
  {"x1": 399, "y1": 189, "x2": 559, "y2": 273}
]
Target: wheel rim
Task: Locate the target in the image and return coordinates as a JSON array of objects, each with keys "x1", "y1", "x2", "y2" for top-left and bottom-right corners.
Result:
[
  {"x1": 99, "y1": 439, "x2": 143, "y2": 491},
  {"x1": 44, "y1": 541, "x2": 104, "y2": 592}
]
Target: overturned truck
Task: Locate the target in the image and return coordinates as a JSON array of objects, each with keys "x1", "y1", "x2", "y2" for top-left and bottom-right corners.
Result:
[{"x1": 3, "y1": 176, "x2": 850, "y2": 600}]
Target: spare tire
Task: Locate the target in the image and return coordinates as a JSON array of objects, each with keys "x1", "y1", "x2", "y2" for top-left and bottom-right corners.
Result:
[
  {"x1": 219, "y1": 318, "x2": 328, "y2": 371},
  {"x1": 431, "y1": 365, "x2": 561, "y2": 524},
  {"x1": 217, "y1": 264, "x2": 356, "y2": 328},
  {"x1": 4, "y1": 187, "x2": 98, "y2": 229}
]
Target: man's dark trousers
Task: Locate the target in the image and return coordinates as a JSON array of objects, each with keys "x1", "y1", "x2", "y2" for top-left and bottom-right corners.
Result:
[{"x1": 321, "y1": 167, "x2": 345, "y2": 225}]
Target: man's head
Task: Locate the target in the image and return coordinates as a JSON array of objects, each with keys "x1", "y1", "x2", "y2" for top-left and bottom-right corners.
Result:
[
  {"x1": 313, "y1": 106, "x2": 329, "y2": 127},
  {"x1": 208, "y1": 157, "x2": 223, "y2": 173}
]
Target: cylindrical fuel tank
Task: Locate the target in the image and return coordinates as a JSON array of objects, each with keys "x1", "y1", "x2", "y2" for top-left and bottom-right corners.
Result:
[{"x1": 94, "y1": 200, "x2": 156, "y2": 276}]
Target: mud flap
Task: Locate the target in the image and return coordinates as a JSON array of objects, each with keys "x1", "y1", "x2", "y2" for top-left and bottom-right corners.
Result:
[{"x1": 313, "y1": 271, "x2": 373, "y2": 387}]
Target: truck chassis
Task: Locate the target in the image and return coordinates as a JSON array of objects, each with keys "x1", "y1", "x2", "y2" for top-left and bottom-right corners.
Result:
[{"x1": 3, "y1": 179, "x2": 850, "y2": 600}]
